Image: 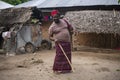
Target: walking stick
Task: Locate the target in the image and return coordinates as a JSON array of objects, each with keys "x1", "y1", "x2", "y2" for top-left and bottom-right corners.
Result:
[{"x1": 58, "y1": 43, "x2": 74, "y2": 72}]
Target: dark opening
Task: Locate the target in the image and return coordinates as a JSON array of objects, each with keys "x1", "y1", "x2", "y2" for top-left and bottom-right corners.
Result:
[
  {"x1": 0, "y1": 33, "x2": 4, "y2": 49},
  {"x1": 0, "y1": 27, "x2": 9, "y2": 49}
]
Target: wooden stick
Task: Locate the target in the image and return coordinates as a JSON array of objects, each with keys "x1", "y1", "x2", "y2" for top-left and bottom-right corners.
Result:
[{"x1": 58, "y1": 43, "x2": 74, "y2": 72}]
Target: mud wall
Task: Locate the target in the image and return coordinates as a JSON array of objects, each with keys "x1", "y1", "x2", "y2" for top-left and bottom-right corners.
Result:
[
  {"x1": 73, "y1": 33, "x2": 120, "y2": 49},
  {"x1": 41, "y1": 21, "x2": 52, "y2": 39}
]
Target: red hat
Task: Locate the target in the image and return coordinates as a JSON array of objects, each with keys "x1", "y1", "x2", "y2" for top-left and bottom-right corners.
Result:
[{"x1": 51, "y1": 10, "x2": 59, "y2": 16}]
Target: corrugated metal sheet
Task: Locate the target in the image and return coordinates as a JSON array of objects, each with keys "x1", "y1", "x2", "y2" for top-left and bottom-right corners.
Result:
[
  {"x1": 15, "y1": 0, "x2": 46, "y2": 8},
  {"x1": 37, "y1": 0, "x2": 119, "y2": 8},
  {"x1": 0, "y1": 1, "x2": 14, "y2": 9},
  {"x1": 15, "y1": 0, "x2": 119, "y2": 8}
]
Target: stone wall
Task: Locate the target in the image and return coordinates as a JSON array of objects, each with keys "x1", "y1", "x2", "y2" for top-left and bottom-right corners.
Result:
[{"x1": 65, "y1": 10, "x2": 120, "y2": 34}]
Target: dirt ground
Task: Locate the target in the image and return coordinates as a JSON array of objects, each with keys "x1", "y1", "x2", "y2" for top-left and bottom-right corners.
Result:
[{"x1": 0, "y1": 48, "x2": 120, "y2": 80}]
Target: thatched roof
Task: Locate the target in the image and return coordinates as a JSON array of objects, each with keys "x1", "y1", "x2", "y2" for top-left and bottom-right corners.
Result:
[
  {"x1": 0, "y1": 7, "x2": 32, "y2": 26},
  {"x1": 65, "y1": 10, "x2": 120, "y2": 35}
]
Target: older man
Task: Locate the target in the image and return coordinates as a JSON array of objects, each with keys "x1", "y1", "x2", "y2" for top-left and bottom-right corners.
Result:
[{"x1": 49, "y1": 10, "x2": 74, "y2": 74}]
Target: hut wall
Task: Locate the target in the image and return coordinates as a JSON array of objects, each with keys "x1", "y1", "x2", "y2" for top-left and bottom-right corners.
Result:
[
  {"x1": 65, "y1": 10, "x2": 120, "y2": 35},
  {"x1": 41, "y1": 21, "x2": 52, "y2": 39},
  {"x1": 73, "y1": 33, "x2": 120, "y2": 49}
]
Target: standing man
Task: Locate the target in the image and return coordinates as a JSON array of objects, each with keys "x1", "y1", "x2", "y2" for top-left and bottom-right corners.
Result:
[{"x1": 48, "y1": 10, "x2": 74, "y2": 74}]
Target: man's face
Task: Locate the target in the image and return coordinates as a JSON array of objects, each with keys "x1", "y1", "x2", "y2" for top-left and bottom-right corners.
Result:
[{"x1": 53, "y1": 14, "x2": 60, "y2": 23}]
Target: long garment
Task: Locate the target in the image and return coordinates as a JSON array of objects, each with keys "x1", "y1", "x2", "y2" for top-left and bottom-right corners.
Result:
[{"x1": 53, "y1": 41, "x2": 72, "y2": 72}]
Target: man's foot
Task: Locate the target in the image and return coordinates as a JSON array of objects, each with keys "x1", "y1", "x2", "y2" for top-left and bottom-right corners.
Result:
[{"x1": 53, "y1": 70, "x2": 72, "y2": 74}]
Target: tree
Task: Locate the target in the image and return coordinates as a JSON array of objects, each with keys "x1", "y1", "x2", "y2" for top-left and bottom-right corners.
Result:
[
  {"x1": 21, "y1": 0, "x2": 29, "y2": 3},
  {"x1": 118, "y1": 0, "x2": 120, "y2": 3},
  {"x1": 1, "y1": 0, "x2": 29, "y2": 5}
]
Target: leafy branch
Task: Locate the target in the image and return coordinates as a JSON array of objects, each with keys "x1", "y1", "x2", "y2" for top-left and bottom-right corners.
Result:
[{"x1": 1, "y1": 0, "x2": 29, "y2": 5}]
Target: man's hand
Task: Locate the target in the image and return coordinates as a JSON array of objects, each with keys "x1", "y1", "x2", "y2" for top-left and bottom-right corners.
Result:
[
  {"x1": 54, "y1": 39, "x2": 58, "y2": 42},
  {"x1": 49, "y1": 36, "x2": 57, "y2": 42}
]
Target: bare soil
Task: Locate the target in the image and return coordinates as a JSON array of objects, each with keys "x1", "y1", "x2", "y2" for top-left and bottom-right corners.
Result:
[{"x1": 0, "y1": 49, "x2": 120, "y2": 80}]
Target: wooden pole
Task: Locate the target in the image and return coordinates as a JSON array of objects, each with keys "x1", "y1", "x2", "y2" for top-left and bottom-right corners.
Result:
[{"x1": 58, "y1": 43, "x2": 74, "y2": 72}]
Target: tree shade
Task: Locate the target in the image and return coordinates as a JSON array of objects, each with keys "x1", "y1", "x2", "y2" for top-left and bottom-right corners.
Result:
[{"x1": 1, "y1": 0, "x2": 29, "y2": 5}]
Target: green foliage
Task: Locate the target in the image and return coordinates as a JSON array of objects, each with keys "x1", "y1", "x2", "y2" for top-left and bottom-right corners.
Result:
[
  {"x1": 20, "y1": 0, "x2": 29, "y2": 3},
  {"x1": 1, "y1": 0, "x2": 29, "y2": 5},
  {"x1": 118, "y1": 0, "x2": 120, "y2": 3}
]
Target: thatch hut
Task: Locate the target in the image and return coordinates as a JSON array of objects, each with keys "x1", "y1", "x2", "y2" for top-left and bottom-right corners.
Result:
[
  {"x1": 0, "y1": 7, "x2": 52, "y2": 54},
  {"x1": 65, "y1": 10, "x2": 120, "y2": 49},
  {"x1": 0, "y1": 7, "x2": 48, "y2": 53},
  {"x1": 0, "y1": 7, "x2": 32, "y2": 49}
]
